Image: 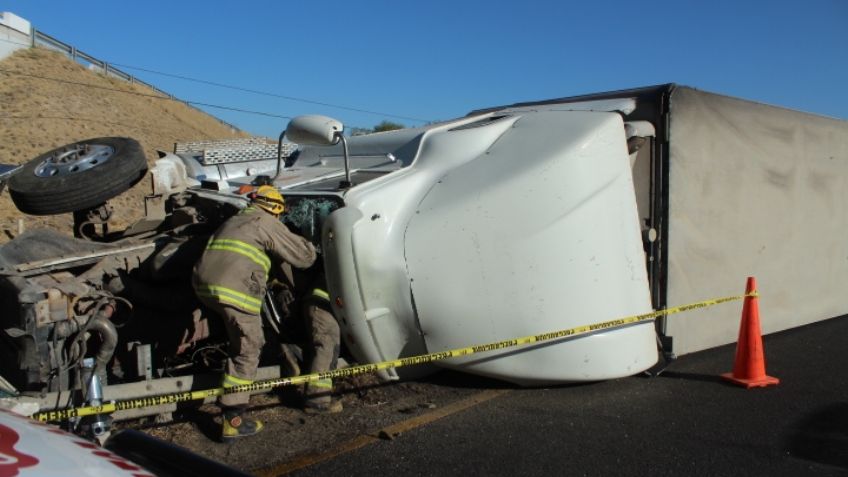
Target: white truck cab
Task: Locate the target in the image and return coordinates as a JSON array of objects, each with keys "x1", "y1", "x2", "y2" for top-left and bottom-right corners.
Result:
[{"x1": 190, "y1": 104, "x2": 659, "y2": 385}]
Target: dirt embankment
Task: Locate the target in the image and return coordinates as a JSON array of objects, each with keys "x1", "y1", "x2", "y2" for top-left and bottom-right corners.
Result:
[{"x1": 0, "y1": 47, "x2": 249, "y2": 242}]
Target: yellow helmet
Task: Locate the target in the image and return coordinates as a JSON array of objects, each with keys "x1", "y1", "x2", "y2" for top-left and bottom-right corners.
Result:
[{"x1": 251, "y1": 185, "x2": 285, "y2": 215}]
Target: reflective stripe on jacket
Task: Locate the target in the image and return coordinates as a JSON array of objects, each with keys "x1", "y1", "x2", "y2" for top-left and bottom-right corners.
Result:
[
  {"x1": 311, "y1": 288, "x2": 330, "y2": 302},
  {"x1": 193, "y1": 206, "x2": 317, "y2": 315},
  {"x1": 195, "y1": 284, "x2": 264, "y2": 314},
  {"x1": 205, "y1": 238, "x2": 271, "y2": 274}
]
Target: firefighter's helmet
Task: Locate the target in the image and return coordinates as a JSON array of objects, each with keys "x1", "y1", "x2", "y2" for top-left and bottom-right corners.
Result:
[{"x1": 251, "y1": 185, "x2": 285, "y2": 216}]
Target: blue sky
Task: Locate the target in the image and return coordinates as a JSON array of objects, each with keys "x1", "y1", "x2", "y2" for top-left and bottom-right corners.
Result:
[{"x1": 3, "y1": 0, "x2": 847, "y2": 137}]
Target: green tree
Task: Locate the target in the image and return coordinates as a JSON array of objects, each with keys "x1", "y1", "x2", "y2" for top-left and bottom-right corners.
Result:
[
  {"x1": 373, "y1": 120, "x2": 405, "y2": 132},
  {"x1": 349, "y1": 127, "x2": 372, "y2": 136}
]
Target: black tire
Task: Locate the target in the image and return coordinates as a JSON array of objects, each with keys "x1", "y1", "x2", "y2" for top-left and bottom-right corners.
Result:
[{"x1": 9, "y1": 137, "x2": 148, "y2": 216}]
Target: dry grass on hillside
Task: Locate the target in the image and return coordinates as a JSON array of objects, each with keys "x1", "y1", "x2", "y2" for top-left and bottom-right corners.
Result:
[{"x1": 0, "y1": 47, "x2": 250, "y2": 242}]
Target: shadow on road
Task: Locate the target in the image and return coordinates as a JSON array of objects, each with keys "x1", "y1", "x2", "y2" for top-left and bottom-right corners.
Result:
[
  {"x1": 653, "y1": 370, "x2": 726, "y2": 384},
  {"x1": 785, "y1": 402, "x2": 848, "y2": 469}
]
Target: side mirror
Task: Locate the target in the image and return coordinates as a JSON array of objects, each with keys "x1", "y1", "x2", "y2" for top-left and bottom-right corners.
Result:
[{"x1": 285, "y1": 115, "x2": 344, "y2": 146}]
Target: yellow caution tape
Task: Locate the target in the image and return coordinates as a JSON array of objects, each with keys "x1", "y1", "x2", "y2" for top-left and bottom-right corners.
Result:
[{"x1": 32, "y1": 292, "x2": 755, "y2": 422}]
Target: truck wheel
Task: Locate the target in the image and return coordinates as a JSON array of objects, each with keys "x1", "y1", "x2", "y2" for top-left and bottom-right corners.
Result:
[{"x1": 9, "y1": 137, "x2": 148, "y2": 215}]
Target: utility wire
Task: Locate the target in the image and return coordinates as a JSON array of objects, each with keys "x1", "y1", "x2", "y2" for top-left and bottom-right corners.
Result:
[
  {"x1": 0, "y1": 37, "x2": 432, "y2": 124},
  {"x1": 0, "y1": 68, "x2": 293, "y2": 120},
  {"x1": 0, "y1": 114, "x2": 221, "y2": 137},
  {"x1": 110, "y1": 62, "x2": 433, "y2": 124}
]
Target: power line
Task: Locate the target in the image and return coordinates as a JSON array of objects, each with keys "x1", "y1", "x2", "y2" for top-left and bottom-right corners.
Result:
[
  {"x1": 109, "y1": 62, "x2": 434, "y2": 124},
  {"x1": 0, "y1": 68, "x2": 293, "y2": 120},
  {"x1": 0, "y1": 114, "x2": 226, "y2": 137},
  {"x1": 0, "y1": 37, "x2": 432, "y2": 124}
]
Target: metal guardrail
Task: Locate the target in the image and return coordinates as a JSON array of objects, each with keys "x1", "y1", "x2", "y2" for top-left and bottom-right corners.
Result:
[{"x1": 29, "y1": 28, "x2": 244, "y2": 133}]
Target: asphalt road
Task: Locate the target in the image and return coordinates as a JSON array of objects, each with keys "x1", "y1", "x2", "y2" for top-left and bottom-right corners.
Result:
[{"x1": 279, "y1": 315, "x2": 848, "y2": 476}]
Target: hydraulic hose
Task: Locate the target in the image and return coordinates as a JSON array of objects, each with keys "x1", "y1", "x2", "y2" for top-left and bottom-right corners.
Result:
[{"x1": 88, "y1": 303, "x2": 118, "y2": 381}]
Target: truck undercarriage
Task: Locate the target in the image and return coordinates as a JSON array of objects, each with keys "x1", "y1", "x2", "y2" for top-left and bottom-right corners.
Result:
[{"x1": 0, "y1": 164, "x2": 345, "y2": 428}]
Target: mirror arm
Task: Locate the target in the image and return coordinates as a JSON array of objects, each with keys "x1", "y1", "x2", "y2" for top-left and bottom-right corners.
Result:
[
  {"x1": 338, "y1": 132, "x2": 352, "y2": 189},
  {"x1": 273, "y1": 130, "x2": 287, "y2": 180}
]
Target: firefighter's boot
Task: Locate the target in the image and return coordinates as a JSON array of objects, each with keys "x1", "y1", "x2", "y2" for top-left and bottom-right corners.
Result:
[
  {"x1": 221, "y1": 408, "x2": 263, "y2": 442},
  {"x1": 304, "y1": 398, "x2": 343, "y2": 415},
  {"x1": 303, "y1": 377, "x2": 343, "y2": 414}
]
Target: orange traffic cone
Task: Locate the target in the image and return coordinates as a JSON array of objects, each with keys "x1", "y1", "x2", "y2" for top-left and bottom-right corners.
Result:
[{"x1": 721, "y1": 277, "x2": 779, "y2": 388}]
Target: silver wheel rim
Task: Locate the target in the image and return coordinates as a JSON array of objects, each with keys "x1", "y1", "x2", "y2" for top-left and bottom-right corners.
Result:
[{"x1": 34, "y1": 144, "x2": 115, "y2": 177}]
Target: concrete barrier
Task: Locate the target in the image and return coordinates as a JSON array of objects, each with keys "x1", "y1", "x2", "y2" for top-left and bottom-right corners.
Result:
[{"x1": 0, "y1": 12, "x2": 31, "y2": 61}]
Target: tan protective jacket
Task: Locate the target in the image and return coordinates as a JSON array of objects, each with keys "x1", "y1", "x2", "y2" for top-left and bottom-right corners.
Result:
[{"x1": 192, "y1": 206, "x2": 316, "y2": 315}]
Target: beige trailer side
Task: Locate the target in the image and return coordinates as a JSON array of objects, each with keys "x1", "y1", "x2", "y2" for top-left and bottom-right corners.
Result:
[{"x1": 663, "y1": 87, "x2": 848, "y2": 354}]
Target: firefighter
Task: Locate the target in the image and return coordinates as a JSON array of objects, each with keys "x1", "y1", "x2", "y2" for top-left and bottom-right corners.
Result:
[
  {"x1": 301, "y1": 276, "x2": 343, "y2": 414},
  {"x1": 275, "y1": 266, "x2": 343, "y2": 414},
  {"x1": 192, "y1": 185, "x2": 316, "y2": 442}
]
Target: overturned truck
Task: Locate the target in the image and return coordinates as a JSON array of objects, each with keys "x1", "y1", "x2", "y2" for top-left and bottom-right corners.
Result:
[{"x1": 0, "y1": 84, "x2": 846, "y2": 427}]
